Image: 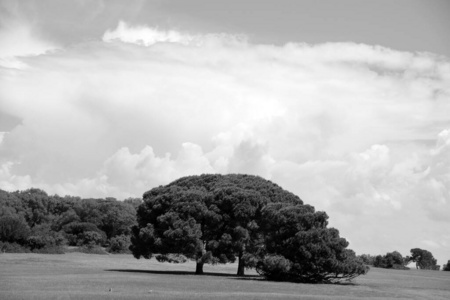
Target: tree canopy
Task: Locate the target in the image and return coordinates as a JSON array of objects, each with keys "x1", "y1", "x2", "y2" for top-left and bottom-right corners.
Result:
[
  {"x1": 373, "y1": 251, "x2": 408, "y2": 270},
  {"x1": 407, "y1": 248, "x2": 439, "y2": 270},
  {"x1": 130, "y1": 174, "x2": 367, "y2": 282}
]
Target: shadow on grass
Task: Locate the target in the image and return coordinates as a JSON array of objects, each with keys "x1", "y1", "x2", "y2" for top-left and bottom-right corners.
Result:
[
  {"x1": 105, "y1": 269, "x2": 358, "y2": 285},
  {"x1": 105, "y1": 269, "x2": 262, "y2": 280}
]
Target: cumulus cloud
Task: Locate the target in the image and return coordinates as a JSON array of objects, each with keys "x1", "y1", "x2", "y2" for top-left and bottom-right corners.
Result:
[{"x1": 0, "y1": 22, "x2": 449, "y2": 263}]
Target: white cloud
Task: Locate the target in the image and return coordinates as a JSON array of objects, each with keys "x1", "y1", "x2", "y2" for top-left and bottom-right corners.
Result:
[
  {"x1": 0, "y1": 22, "x2": 449, "y2": 264},
  {"x1": 103, "y1": 21, "x2": 197, "y2": 46}
]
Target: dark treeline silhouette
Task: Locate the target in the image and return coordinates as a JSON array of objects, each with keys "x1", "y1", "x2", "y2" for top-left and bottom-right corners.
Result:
[
  {"x1": 358, "y1": 248, "x2": 441, "y2": 271},
  {"x1": 0, "y1": 188, "x2": 141, "y2": 254}
]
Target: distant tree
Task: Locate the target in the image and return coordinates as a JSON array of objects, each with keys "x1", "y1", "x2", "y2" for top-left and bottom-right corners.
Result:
[
  {"x1": 13, "y1": 188, "x2": 52, "y2": 227},
  {"x1": 408, "y1": 248, "x2": 438, "y2": 270},
  {"x1": 51, "y1": 209, "x2": 80, "y2": 232},
  {"x1": 358, "y1": 254, "x2": 375, "y2": 265},
  {"x1": 62, "y1": 222, "x2": 106, "y2": 246},
  {"x1": 0, "y1": 214, "x2": 30, "y2": 244},
  {"x1": 443, "y1": 260, "x2": 450, "y2": 271},
  {"x1": 98, "y1": 200, "x2": 136, "y2": 239},
  {"x1": 373, "y1": 251, "x2": 408, "y2": 269},
  {"x1": 108, "y1": 234, "x2": 131, "y2": 254},
  {"x1": 0, "y1": 188, "x2": 140, "y2": 253},
  {"x1": 27, "y1": 224, "x2": 66, "y2": 251},
  {"x1": 124, "y1": 197, "x2": 143, "y2": 209}
]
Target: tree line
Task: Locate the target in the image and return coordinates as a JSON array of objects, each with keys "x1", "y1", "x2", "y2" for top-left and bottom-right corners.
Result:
[
  {"x1": 358, "y1": 248, "x2": 441, "y2": 270},
  {"x1": 0, "y1": 188, "x2": 140, "y2": 254}
]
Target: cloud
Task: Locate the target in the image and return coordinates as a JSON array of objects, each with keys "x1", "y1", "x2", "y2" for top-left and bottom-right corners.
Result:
[
  {"x1": 0, "y1": 0, "x2": 59, "y2": 68},
  {"x1": 103, "y1": 20, "x2": 197, "y2": 46},
  {"x1": 0, "y1": 22, "x2": 449, "y2": 264}
]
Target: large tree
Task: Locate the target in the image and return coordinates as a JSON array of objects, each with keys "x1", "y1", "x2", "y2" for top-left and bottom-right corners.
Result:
[
  {"x1": 130, "y1": 174, "x2": 302, "y2": 275},
  {"x1": 130, "y1": 174, "x2": 367, "y2": 283}
]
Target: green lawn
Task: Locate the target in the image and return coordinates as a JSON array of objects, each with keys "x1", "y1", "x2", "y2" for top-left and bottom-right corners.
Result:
[{"x1": 1, "y1": 253, "x2": 449, "y2": 299}]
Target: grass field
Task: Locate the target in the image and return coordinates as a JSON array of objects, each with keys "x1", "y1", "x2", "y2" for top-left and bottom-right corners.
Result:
[{"x1": 1, "y1": 253, "x2": 450, "y2": 299}]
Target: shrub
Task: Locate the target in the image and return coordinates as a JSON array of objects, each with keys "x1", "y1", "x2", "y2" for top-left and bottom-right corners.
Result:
[
  {"x1": 27, "y1": 224, "x2": 66, "y2": 251},
  {"x1": 155, "y1": 253, "x2": 188, "y2": 263},
  {"x1": 107, "y1": 234, "x2": 131, "y2": 254},
  {"x1": 66, "y1": 245, "x2": 109, "y2": 255},
  {"x1": 78, "y1": 231, "x2": 105, "y2": 247},
  {"x1": 62, "y1": 222, "x2": 106, "y2": 246},
  {"x1": 32, "y1": 246, "x2": 65, "y2": 254},
  {"x1": 0, "y1": 241, "x2": 30, "y2": 253},
  {"x1": 256, "y1": 255, "x2": 293, "y2": 281}
]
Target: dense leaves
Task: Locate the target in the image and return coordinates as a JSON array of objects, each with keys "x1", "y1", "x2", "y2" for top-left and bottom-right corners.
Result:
[
  {"x1": 407, "y1": 248, "x2": 439, "y2": 270},
  {"x1": 131, "y1": 174, "x2": 303, "y2": 274},
  {"x1": 258, "y1": 203, "x2": 367, "y2": 282},
  {"x1": 131, "y1": 174, "x2": 367, "y2": 282},
  {"x1": 373, "y1": 251, "x2": 408, "y2": 270},
  {"x1": 0, "y1": 188, "x2": 137, "y2": 253}
]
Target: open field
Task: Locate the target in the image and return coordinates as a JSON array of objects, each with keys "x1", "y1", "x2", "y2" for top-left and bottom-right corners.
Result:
[{"x1": 1, "y1": 253, "x2": 450, "y2": 299}]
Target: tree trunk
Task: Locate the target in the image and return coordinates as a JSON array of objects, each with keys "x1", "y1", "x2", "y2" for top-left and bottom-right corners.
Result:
[
  {"x1": 196, "y1": 242, "x2": 206, "y2": 275},
  {"x1": 237, "y1": 252, "x2": 245, "y2": 276},
  {"x1": 195, "y1": 261, "x2": 204, "y2": 275}
]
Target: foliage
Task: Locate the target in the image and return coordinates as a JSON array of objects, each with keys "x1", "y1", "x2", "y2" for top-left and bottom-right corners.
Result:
[
  {"x1": 0, "y1": 188, "x2": 139, "y2": 253},
  {"x1": 407, "y1": 248, "x2": 439, "y2": 270},
  {"x1": 108, "y1": 234, "x2": 131, "y2": 254},
  {"x1": 76, "y1": 245, "x2": 110, "y2": 255},
  {"x1": 257, "y1": 202, "x2": 367, "y2": 283},
  {"x1": 130, "y1": 174, "x2": 303, "y2": 275},
  {"x1": 256, "y1": 255, "x2": 293, "y2": 281},
  {"x1": 131, "y1": 174, "x2": 367, "y2": 282},
  {"x1": 0, "y1": 214, "x2": 30, "y2": 243},
  {"x1": 373, "y1": 251, "x2": 408, "y2": 269},
  {"x1": 443, "y1": 260, "x2": 450, "y2": 271},
  {"x1": 0, "y1": 241, "x2": 30, "y2": 253},
  {"x1": 155, "y1": 253, "x2": 188, "y2": 263},
  {"x1": 62, "y1": 222, "x2": 107, "y2": 246},
  {"x1": 27, "y1": 224, "x2": 66, "y2": 251},
  {"x1": 358, "y1": 254, "x2": 375, "y2": 266}
]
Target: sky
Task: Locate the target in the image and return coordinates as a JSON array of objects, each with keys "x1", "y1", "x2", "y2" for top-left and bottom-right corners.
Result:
[{"x1": 0, "y1": 0, "x2": 449, "y2": 265}]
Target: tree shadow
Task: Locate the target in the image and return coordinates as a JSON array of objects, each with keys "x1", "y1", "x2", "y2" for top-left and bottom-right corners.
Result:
[
  {"x1": 104, "y1": 269, "x2": 359, "y2": 285},
  {"x1": 105, "y1": 269, "x2": 261, "y2": 279}
]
